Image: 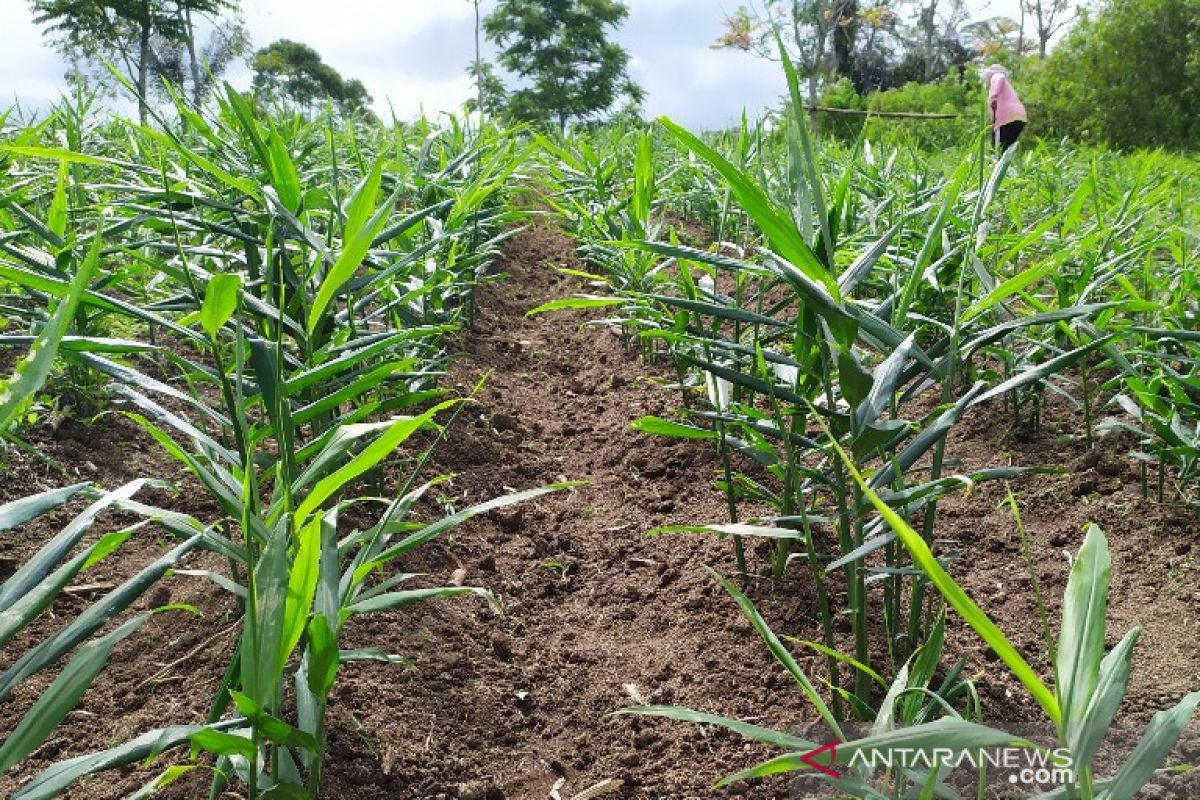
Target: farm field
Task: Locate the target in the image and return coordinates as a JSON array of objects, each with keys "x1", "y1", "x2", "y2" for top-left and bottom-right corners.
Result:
[{"x1": 2, "y1": 78, "x2": 1199, "y2": 800}]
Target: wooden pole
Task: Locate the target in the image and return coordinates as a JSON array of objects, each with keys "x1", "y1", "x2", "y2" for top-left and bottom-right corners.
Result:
[{"x1": 804, "y1": 105, "x2": 961, "y2": 119}]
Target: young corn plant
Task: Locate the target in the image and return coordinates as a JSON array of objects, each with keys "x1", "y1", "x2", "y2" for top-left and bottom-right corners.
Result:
[
  {"x1": 1, "y1": 88, "x2": 564, "y2": 798},
  {"x1": 545, "y1": 42, "x2": 1119, "y2": 722},
  {"x1": 618, "y1": 433, "x2": 1199, "y2": 799}
]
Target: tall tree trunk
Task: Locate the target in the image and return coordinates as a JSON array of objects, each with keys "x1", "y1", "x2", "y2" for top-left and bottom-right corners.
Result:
[
  {"x1": 185, "y1": 6, "x2": 203, "y2": 105},
  {"x1": 1017, "y1": 2, "x2": 1026, "y2": 64},
  {"x1": 923, "y1": 2, "x2": 936, "y2": 81},
  {"x1": 138, "y1": 17, "x2": 151, "y2": 124},
  {"x1": 832, "y1": 0, "x2": 858, "y2": 84},
  {"x1": 1036, "y1": 1, "x2": 1048, "y2": 57},
  {"x1": 794, "y1": 3, "x2": 823, "y2": 130}
]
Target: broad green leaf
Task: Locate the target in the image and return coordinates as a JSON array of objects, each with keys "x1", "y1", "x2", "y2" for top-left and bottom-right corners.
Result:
[
  {"x1": 0, "y1": 529, "x2": 132, "y2": 647},
  {"x1": 306, "y1": 614, "x2": 339, "y2": 700},
  {"x1": 0, "y1": 534, "x2": 202, "y2": 701},
  {"x1": 199, "y1": 273, "x2": 242, "y2": 339},
  {"x1": 631, "y1": 416, "x2": 719, "y2": 440},
  {"x1": 824, "y1": 426, "x2": 1061, "y2": 723},
  {"x1": 278, "y1": 513, "x2": 326, "y2": 674},
  {"x1": 1071, "y1": 627, "x2": 1140, "y2": 770},
  {"x1": 266, "y1": 127, "x2": 303, "y2": 213},
  {"x1": 657, "y1": 116, "x2": 840, "y2": 300},
  {"x1": 962, "y1": 259, "x2": 1059, "y2": 324},
  {"x1": 0, "y1": 614, "x2": 150, "y2": 772},
  {"x1": 525, "y1": 296, "x2": 625, "y2": 317},
  {"x1": 11, "y1": 722, "x2": 237, "y2": 800},
  {"x1": 189, "y1": 728, "x2": 255, "y2": 760},
  {"x1": 0, "y1": 236, "x2": 99, "y2": 431},
  {"x1": 361, "y1": 482, "x2": 581, "y2": 580},
  {"x1": 0, "y1": 483, "x2": 91, "y2": 531},
  {"x1": 1096, "y1": 691, "x2": 1200, "y2": 800},
  {"x1": 0, "y1": 480, "x2": 148, "y2": 613},
  {"x1": 307, "y1": 160, "x2": 391, "y2": 334},
  {"x1": 1056, "y1": 524, "x2": 1110, "y2": 738},
  {"x1": 344, "y1": 586, "x2": 500, "y2": 616},
  {"x1": 293, "y1": 399, "x2": 457, "y2": 531},
  {"x1": 47, "y1": 160, "x2": 69, "y2": 241},
  {"x1": 969, "y1": 337, "x2": 1115, "y2": 409}
]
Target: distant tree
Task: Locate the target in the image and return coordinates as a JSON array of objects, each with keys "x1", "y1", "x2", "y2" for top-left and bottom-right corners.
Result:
[
  {"x1": 965, "y1": 15, "x2": 1032, "y2": 63},
  {"x1": 464, "y1": 60, "x2": 509, "y2": 118},
  {"x1": 482, "y1": 0, "x2": 644, "y2": 128},
  {"x1": 29, "y1": 0, "x2": 183, "y2": 123},
  {"x1": 715, "y1": 2, "x2": 852, "y2": 105},
  {"x1": 1022, "y1": 0, "x2": 1075, "y2": 58},
  {"x1": 251, "y1": 39, "x2": 373, "y2": 116},
  {"x1": 890, "y1": 0, "x2": 973, "y2": 82},
  {"x1": 29, "y1": 0, "x2": 247, "y2": 118},
  {"x1": 1023, "y1": 0, "x2": 1200, "y2": 148},
  {"x1": 716, "y1": 0, "x2": 979, "y2": 99},
  {"x1": 151, "y1": 0, "x2": 249, "y2": 106}
]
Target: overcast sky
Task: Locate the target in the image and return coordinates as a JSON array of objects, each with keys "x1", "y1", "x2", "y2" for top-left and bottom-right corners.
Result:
[{"x1": 1, "y1": 0, "x2": 1026, "y2": 130}]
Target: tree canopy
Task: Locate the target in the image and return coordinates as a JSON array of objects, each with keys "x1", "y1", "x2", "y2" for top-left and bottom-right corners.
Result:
[
  {"x1": 250, "y1": 39, "x2": 373, "y2": 116},
  {"x1": 481, "y1": 0, "x2": 643, "y2": 127},
  {"x1": 1022, "y1": 0, "x2": 1200, "y2": 148},
  {"x1": 29, "y1": 0, "x2": 247, "y2": 121}
]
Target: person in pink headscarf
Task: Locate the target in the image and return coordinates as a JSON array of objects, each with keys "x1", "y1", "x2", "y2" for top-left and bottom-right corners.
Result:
[{"x1": 983, "y1": 64, "x2": 1026, "y2": 151}]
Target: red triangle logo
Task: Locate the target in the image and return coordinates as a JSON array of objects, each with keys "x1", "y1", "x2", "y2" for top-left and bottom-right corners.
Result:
[{"x1": 799, "y1": 739, "x2": 842, "y2": 779}]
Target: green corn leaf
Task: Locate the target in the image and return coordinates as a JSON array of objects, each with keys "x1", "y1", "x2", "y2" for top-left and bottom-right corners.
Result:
[
  {"x1": 631, "y1": 416, "x2": 719, "y2": 440},
  {"x1": 823, "y1": 421, "x2": 1061, "y2": 723},
  {"x1": 0, "y1": 613, "x2": 151, "y2": 772},
  {"x1": 0, "y1": 236, "x2": 99, "y2": 431},
  {"x1": 709, "y1": 568, "x2": 843, "y2": 739},
  {"x1": 0, "y1": 483, "x2": 91, "y2": 531},
  {"x1": 1071, "y1": 627, "x2": 1140, "y2": 771},
  {"x1": 657, "y1": 116, "x2": 839, "y2": 300},
  {"x1": 1056, "y1": 524, "x2": 1111, "y2": 738},
  {"x1": 609, "y1": 706, "x2": 815, "y2": 751},
  {"x1": 199, "y1": 273, "x2": 242, "y2": 339},
  {"x1": 1096, "y1": 691, "x2": 1200, "y2": 800}
]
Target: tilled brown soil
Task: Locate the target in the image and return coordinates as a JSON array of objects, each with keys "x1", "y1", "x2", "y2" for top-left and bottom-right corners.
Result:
[{"x1": 1, "y1": 219, "x2": 1198, "y2": 800}]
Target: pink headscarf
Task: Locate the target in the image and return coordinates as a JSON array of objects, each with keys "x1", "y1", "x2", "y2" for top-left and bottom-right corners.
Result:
[{"x1": 982, "y1": 64, "x2": 1027, "y2": 128}]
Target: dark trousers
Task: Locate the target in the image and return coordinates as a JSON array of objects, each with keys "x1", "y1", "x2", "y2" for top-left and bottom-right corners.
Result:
[{"x1": 996, "y1": 120, "x2": 1025, "y2": 151}]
